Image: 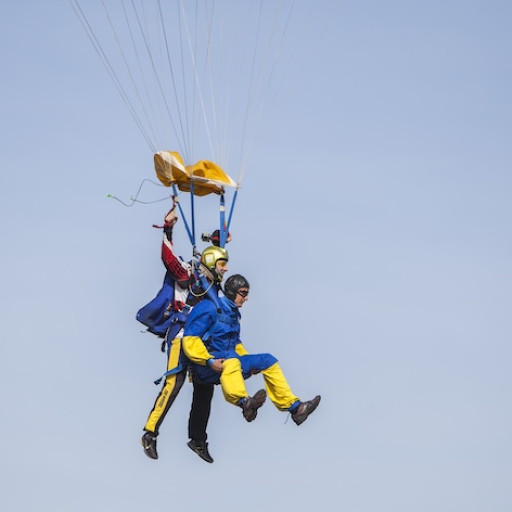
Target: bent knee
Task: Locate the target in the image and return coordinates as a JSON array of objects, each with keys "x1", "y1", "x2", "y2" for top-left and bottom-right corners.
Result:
[
  {"x1": 260, "y1": 353, "x2": 278, "y2": 368},
  {"x1": 222, "y1": 358, "x2": 242, "y2": 373}
]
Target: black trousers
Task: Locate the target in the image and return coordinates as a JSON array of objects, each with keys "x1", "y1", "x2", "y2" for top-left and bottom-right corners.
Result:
[
  {"x1": 144, "y1": 336, "x2": 214, "y2": 440},
  {"x1": 188, "y1": 381, "x2": 214, "y2": 442}
]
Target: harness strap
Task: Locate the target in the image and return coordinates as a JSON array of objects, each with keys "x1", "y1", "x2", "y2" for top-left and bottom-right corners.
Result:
[
  {"x1": 171, "y1": 186, "x2": 195, "y2": 245},
  {"x1": 153, "y1": 364, "x2": 184, "y2": 386}
]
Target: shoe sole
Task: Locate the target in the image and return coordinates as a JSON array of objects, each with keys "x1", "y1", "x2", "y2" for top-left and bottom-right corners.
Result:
[
  {"x1": 243, "y1": 389, "x2": 267, "y2": 422},
  {"x1": 252, "y1": 389, "x2": 267, "y2": 407}
]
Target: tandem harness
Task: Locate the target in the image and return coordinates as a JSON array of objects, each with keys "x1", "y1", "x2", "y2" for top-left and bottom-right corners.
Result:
[
  {"x1": 136, "y1": 270, "x2": 192, "y2": 384},
  {"x1": 144, "y1": 274, "x2": 222, "y2": 386}
]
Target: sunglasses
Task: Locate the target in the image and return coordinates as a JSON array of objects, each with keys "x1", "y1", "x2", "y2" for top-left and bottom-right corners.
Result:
[
  {"x1": 237, "y1": 289, "x2": 249, "y2": 298},
  {"x1": 217, "y1": 260, "x2": 228, "y2": 268}
]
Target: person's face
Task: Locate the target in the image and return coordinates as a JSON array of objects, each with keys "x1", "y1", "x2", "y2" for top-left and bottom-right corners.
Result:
[
  {"x1": 216, "y1": 259, "x2": 228, "y2": 278},
  {"x1": 233, "y1": 287, "x2": 249, "y2": 308}
]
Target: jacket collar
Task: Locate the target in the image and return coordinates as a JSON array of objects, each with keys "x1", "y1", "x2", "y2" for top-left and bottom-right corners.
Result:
[{"x1": 220, "y1": 295, "x2": 241, "y2": 317}]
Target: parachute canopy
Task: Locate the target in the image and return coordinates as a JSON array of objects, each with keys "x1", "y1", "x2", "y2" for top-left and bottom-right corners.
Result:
[
  {"x1": 72, "y1": 1, "x2": 326, "y2": 244},
  {"x1": 71, "y1": 0, "x2": 319, "y2": 187},
  {"x1": 154, "y1": 151, "x2": 237, "y2": 197}
]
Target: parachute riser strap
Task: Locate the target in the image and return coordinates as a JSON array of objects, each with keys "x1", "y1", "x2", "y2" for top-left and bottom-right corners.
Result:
[
  {"x1": 218, "y1": 189, "x2": 238, "y2": 248},
  {"x1": 170, "y1": 185, "x2": 196, "y2": 247},
  {"x1": 219, "y1": 194, "x2": 226, "y2": 247},
  {"x1": 190, "y1": 181, "x2": 196, "y2": 247},
  {"x1": 201, "y1": 276, "x2": 221, "y2": 312},
  {"x1": 225, "y1": 188, "x2": 239, "y2": 245}
]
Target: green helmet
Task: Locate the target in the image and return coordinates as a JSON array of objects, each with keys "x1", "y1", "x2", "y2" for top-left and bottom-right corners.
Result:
[{"x1": 201, "y1": 245, "x2": 229, "y2": 281}]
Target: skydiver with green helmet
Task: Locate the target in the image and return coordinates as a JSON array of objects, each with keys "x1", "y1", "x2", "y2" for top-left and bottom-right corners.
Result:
[{"x1": 140, "y1": 205, "x2": 229, "y2": 464}]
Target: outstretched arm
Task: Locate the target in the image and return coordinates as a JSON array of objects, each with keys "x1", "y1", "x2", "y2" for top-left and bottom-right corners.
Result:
[{"x1": 160, "y1": 206, "x2": 190, "y2": 284}]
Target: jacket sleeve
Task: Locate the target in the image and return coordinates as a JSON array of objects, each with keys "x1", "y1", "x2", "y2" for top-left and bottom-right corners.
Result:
[
  {"x1": 182, "y1": 336, "x2": 213, "y2": 365},
  {"x1": 235, "y1": 342, "x2": 249, "y2": 356},
  {"x1": 182, "y1": 301, "x2": 217, "y2": 365},
  {"x1": 161, "y1": 222, "x2": 190, "y2": 285}
]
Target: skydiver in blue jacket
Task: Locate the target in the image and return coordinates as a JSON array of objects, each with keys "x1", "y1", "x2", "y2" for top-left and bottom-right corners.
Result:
[{"x1": 182, "y1": 274, "x2": 321, "y2": 428}]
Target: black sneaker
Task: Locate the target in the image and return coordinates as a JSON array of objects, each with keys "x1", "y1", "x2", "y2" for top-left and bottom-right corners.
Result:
[
  {"x1": 291, "y1": 395, "x2": 321, "y2": 425},
  {"x1": 242, "y1": 389, "x2": 267, "y2": 422},
  {"x1": 141, "y1": 432, "x2": 158, "y2": 460},
  {"x1": 187, "y1": 439, "x2": 214, "y2": 463}
]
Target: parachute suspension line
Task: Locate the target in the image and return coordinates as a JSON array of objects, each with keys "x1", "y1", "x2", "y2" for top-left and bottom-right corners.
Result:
[
  {"x1": 244, "y1": 0, "x2": 301, "y2": 170},
  {"x1": 203, "y1": 0, "x2": 220, "y2": 164},
  {"x1": 70, "y1": 0, "x2": 156, "y2": 153},
  {"x1": 102, "y1": 0, "x2": 159, "y2": 151},
  {"x1": 190, "y1": 2, "x2": 202, "y2": 164},
  {"x1": 107, "y1": 179, "x2": 169, "y2": 207},
  {"x1": 238, "y1": 0, "x2": 296, "y2": 184},
  {"x1": 236, "y1": 0, "x2": 264, "y2": 185},
  {"x1": 156, "y1": 0, "x2": 191, "y2": 164},
  {"x1": 178, "y1": 0, "x2": 216, "y2": 161},
  {"x1": 118, "y1": 0, "x2": 161, "y2": 149},
  {"x1": 243, "y1": 0, "x2": 332, "y2": 177},
  {"x1": 132, "y1": 0, "x2": 187, "y2": 161},
  {"x1": 131, "y1": 0, "x2": 171, "y2": 151},
  {"x1": 175, "y1": 0, "x2": 192, "y2": 163},
  {"x1": 215, "y1": 1, "x2": 239, "y2": 173},
  {"x1": 132, "y1": 0, "x2": 166, "y2": 147}
]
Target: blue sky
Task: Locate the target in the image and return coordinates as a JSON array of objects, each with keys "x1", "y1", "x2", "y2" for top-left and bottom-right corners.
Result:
[{"x1": 2, "y1": 1, "x2": 512, "y2": 511}]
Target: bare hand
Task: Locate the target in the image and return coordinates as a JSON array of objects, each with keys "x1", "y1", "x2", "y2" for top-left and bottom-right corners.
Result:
[{"x1": 210, "y1": 358, "x2": 225, "y2": 373}]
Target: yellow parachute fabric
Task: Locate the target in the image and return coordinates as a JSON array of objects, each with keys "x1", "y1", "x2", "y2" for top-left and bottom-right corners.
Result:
[{"x1": 154, "y1": 151, "x2": 237, "y2": 196}]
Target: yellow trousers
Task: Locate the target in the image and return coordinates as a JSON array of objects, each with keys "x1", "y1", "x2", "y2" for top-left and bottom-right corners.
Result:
[
  {"x1": 220, "y1": 359, "x2": 299, "y2": 411},
  {"x1": 144, "y1": 336, "x2": 185, "y2": 434}
]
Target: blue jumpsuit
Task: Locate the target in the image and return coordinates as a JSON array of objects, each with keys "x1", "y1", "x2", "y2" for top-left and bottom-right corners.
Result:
[{"x1": 182, "y1": 296, "x2": 300, "y2": 411}]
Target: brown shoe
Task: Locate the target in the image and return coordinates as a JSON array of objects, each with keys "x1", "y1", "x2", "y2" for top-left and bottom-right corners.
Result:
[
  {"x1": 242, "y1": 389, "x2": 267, "y2": 422},
  {"x1": 291, "y1": 395, "x2": 321, "y2": 425}
]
